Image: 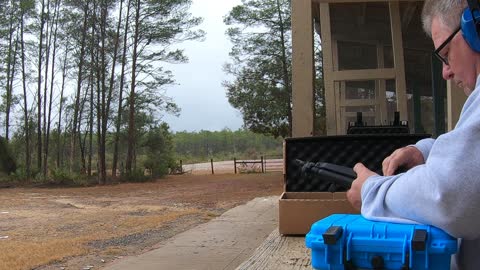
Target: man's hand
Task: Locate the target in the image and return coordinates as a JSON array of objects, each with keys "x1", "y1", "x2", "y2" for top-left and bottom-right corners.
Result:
[
  {"x1": 382, "y1": 146, "x2": 425, "y2": 176},
  {"x1": 346, "y1": 163, "x2": 377, "y2": 210}
]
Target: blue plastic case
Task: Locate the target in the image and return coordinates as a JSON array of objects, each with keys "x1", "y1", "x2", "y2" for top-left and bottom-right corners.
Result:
[{"x1": 305, "y1": 214, "x2": 457, "y2": 270}]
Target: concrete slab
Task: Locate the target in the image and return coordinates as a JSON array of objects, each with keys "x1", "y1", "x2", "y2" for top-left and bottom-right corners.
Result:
[{"x1": 103, "y1": 196, "x2": 279, "y2": 270}]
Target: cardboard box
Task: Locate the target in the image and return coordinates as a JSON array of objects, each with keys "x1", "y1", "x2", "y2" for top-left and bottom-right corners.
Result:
[{"x1": 278, "y1": 192, "x2": 358, "y2": 235}]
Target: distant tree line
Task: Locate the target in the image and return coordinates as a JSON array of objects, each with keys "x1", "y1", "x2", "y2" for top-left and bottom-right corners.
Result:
[
  {"x1": 1, "y1": 127, "x2": 282, "y2": 181},
  {"x1": 172, "y1": 129, "x2": 282, "y2": 164}
]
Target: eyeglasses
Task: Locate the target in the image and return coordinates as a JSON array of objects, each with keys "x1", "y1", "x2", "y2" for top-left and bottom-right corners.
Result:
[{"x1": 434, "y1": 26, "x2": 461, "y2": 65}]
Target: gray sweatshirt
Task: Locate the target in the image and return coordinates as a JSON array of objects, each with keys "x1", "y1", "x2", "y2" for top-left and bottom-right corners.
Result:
[{"x1": 361, "y1": 77, "x2": 480, "y2": 270}]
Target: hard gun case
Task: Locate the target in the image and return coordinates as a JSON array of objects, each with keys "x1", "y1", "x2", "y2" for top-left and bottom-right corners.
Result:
[{"x1": 305, "y1": 214, "x2": 457, "y2": 270}]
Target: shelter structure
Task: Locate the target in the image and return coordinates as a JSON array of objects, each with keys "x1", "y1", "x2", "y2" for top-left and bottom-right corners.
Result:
[{"x1": 291, "y1": 0, "x2": 467, "y2": 136}]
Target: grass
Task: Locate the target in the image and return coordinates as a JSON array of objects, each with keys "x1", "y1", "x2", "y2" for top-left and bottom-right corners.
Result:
[
  {"x1": 0, "y1": 208, "x2": 207, "y2": 270},
  {"x1": 0, "y1": 239, "x2": 86, "y2": 270}
]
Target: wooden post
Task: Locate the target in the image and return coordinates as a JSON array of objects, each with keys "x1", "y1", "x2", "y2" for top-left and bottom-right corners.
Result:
[
  {"x1": 234, "y1": 157, "x2": 237, "y2": 174},
  {"x1": 264, "y1": 155, "x2": 267, "y2": 173},
  {"x1": 261, "y1": 156, "x2": 264, "y2": 173},
  {"x1": 319, "y1": 3, "x2": 336, "y2": 135},
  {"x1": 210, "y1": 158, "x2": 214, "y2": 175},
  {"x1": 180, "y1": 159, "x2": 183, "y2": 173},
  {"x1": 389, "y1": 1, "x2": 408, "y2": 120},
  {"x1": 292, "y1": 0, "x2": 315, "y2": 137}
]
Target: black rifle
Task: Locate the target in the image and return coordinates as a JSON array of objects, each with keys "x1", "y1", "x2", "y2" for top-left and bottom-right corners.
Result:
[{"x1": 295, "y1": 159, "x2": 356, "y2": 191}]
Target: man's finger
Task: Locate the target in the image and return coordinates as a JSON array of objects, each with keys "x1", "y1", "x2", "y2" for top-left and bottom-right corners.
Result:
[
  {"x1": 384, "y1": 156, "x2": 398, "y2": 176},
  {"x1": 353, "y1": 163, "x2": 365, "y2": 173},
  {"x1": 382, "y1": 156, "x2": 390, "y2": 175}
]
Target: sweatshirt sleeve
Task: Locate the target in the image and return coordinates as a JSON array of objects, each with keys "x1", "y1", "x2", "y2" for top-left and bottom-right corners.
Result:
[
  {"x1": 361, "y1": 89, "x2": 480, "y2": 240},
  {"x1": 413, "y1": 138, "x2": 435, "y2": 160}
]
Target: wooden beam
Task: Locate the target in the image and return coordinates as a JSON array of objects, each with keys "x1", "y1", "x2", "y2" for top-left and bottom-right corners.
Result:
[
  {"x1": 333, "y1": 40, "x2": 342, "y2": 134},
  {"x1": 358, "y1": 3, "x2": 367, "y2": 25},
  {"x1": 331, "y1": 68, "x2": 396, "y2": 81},
  {"x1": 376, "y1": 44, "x2": 388, "y2": 125},
  {"x1": 389, "y1": 1, "x2": 408, "y2": 121},
  {"x1": 447, "y1": 81, "x2": 467, "y2": 131},
  {"x1": 319, "y1": 3, "x2": 337, "y2": 135},
  {"x1": 339, "y1": 82, "x2": 347, "y2": 134},
  {"x1": 343, "y1": 99, "x2": 378, "y2": 106},
  {"x1": 401, "y1": 2, "x2": 417, "y2": 30},
  {"x1": 292, "y1": 0, "x2": 315, "y2": 137},
  {"x1": 343, "y1": 111, "x2": 376, "y2": 118}
]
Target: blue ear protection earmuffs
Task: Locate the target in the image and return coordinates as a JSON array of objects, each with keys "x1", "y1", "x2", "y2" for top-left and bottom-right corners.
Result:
[{"x1": 462, "y1": 1, "x2": 480, "y2": 52}]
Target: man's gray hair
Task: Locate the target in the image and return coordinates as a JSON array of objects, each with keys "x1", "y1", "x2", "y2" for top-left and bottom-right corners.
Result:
[{"x1": 422, "y1": 0, "x2": 468, "y2": 37}]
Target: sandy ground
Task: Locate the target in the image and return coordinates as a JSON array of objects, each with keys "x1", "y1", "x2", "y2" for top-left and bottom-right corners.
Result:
[{"x1": 0, "y1": 172, "x2": 283, "y2": 270}]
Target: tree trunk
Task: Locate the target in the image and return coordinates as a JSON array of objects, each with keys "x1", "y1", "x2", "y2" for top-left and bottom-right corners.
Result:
[
  {"x1": 7, "y1": 33, "x2": 19, "y2": 143},
  {"x1": 20, "y1": 11, "x2": 31, "y2": 179},
  {"x1": 92, "y1": 0, "x2": 103, "y2": 183},
  {"x1": 45, "y1": 0, "x2": 61, "y2": 176},
  {"x1": 42, "y1": 0, "x2": 52, "y2": 176},
  {"x1": 106, "y1": 0, "x2": 124, "y2": 179},
  {"x1": 112, "y1": 0, "x2": 132, "y2": 178},
  {"x1": 37, "y1": 0, "x2": 47, "y2": 171},
  {"x1": 5, "y1": 5, "x2": 15, "y2": 142},
  {"x1": 126, "y1": 0, "x2": 141, "y2": 175},
  {"x1": 96, "y1": 47, "x2": 102, "y2": 183},
  {"x1": 78, "y1": 88, "x2": 89, "y2": 174},
  {"x1": 88, "y1": 75, "x2": 94, "y2": 177},
  {"x1": 88, "y1": 11, "x2": 96, "y2": 177},
  {"x1": 70, "y1": 1, "x2": 89, "y2": 173},
  {"x1": 57, "y1": 42, "x2": 68, "y2": 169},
  {"x1": 98, "y1": 0, "x2": 108, "y2": 184}
]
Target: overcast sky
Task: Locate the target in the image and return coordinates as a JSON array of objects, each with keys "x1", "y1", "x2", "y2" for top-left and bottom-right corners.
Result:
[{"x1": 162, "y1": 0, "x2": 244, "y2": 133}]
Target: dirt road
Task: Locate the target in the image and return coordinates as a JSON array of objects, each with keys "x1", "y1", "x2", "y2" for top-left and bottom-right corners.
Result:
[{"x1": 0, "y1": 172, "x2": 283, "y2": 270}]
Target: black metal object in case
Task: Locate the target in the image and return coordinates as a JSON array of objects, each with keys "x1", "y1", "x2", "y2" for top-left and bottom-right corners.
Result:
[{"x1": 347, "y1": 112, "x2": 410, "y2": 135}]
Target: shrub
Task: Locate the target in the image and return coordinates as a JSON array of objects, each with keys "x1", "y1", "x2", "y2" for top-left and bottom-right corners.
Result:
[
  {"x1": 0, "y1": 136, "x2": 16, "y2": 174},
  {"x1": 123, "y1": 168, "x2": 150, "y2": 183},
  {"x1": 50, "y1": 168, "x2": 77, "y2": 185}
]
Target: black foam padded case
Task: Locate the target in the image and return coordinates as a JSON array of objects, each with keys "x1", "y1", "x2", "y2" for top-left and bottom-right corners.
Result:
[{"x1": 284, "y1": 134, "x2": 431, "y2": 192}]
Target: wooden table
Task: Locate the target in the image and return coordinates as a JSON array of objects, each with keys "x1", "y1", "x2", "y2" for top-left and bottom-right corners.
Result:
[{"x1": 235, "y1": 229, "x2": 312, "y2": 270}]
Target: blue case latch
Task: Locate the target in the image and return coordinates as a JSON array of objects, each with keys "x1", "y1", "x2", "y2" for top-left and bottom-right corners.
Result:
[
  {"x1": 322, "y1": 226, "x2": 343, "y2": 245},
  {"x1": 412, "y1": 229, "x2": 428, "y2": 251}
]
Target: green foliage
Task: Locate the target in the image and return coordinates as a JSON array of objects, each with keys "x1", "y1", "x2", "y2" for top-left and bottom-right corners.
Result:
[
  {"x1": 49, "y1": 168, "x2": 78, "y2": 185},
  {"x1": 8, "y1": 169, "x2": 27, "y2": 182},
  {"x1": 22, "y1": 168, "x2": 94, "y2": 187},
  {"x1": 314, "y1": 48, "x2": 326, "y2": 135},
  {"x1": 142, "y1": 123, "x2": 175, "y2": 177},
  {"x1": 132, "y1": 0, "x2": 205, "y2": 109},
  {"x1": 0, "y1": 136, "x2": 16, "y2": 174},
  {"x1": 123, "y1": 168, "x2": 150, "y2": 183},
  {"x1": 224, "y1": 0, "x2": 293, "y2": 138},
  {"x1": 172, "y1": 128, "x2": 282, "y2": 164}
]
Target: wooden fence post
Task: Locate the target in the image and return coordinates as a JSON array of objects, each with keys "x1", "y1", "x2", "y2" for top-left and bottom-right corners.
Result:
[
  {"x1": 180, "y1": 159, "x2": 183, "y2": 173},
  {"x1": 234, "y1": 157, "x2": 237, "y2": 174},
  {"x1": 261, "y1": 156, "x2": 264, "y2": 173},
  {"x1": 264, "y1": 155, "x2": 267, "y2": 172},
  {"x1": 211, "y1": 158, "x2": 214, "y2": 175}
]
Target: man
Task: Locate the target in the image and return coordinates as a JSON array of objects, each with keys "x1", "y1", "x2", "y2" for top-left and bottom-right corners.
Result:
[{"x1": 346, "y1": 1, "x2": 480, "y2": 269}]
